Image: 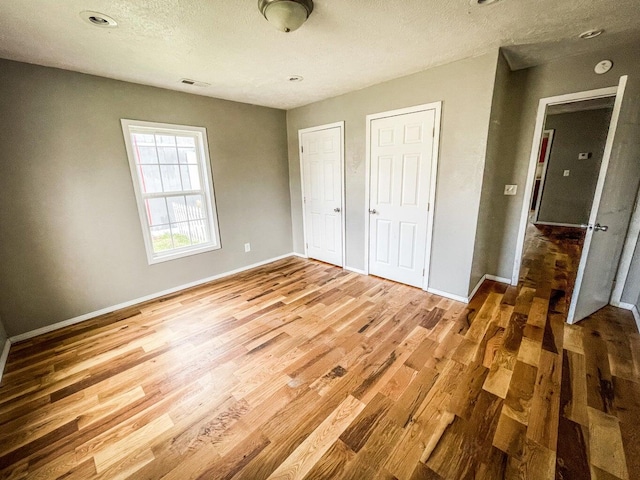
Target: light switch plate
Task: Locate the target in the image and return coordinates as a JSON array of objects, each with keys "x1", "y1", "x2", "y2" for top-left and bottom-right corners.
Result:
[
  {"x1": 564, "y1": 170, "x2": 570, "y2": 177},
  {"x1": 504, "y1": 185, "x2": 517, "y2": 196},
  {"x1": 578, "y1": 152, "x2": 591, "y2": 160}
]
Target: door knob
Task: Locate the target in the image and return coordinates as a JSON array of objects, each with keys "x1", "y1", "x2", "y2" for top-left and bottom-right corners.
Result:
[
  {"x1": 334, "y1": 207, "x2": 341, "y2": 213},
  {"x1": 369, "y1": 209, "x2": 378, "y2": 214},
  {"x1": 594, "y1": 223, "x2": 609, "y2": 232}
]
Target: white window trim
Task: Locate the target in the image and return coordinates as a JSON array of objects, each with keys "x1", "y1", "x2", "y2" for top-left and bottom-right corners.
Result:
[{"x1": 121, "y1": 119, "x2": 221, "y2": 265}]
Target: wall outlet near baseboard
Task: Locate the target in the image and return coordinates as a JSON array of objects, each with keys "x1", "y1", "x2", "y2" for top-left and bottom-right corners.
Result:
[{"x1": 244, "y1": 243, "x2": 251, "y2": 253}]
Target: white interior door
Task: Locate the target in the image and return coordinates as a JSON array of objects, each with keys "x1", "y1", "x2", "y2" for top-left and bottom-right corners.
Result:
[
  {"x1": 569, "y1": 76, "x2": 632, "y2": 323},
  {"x1": 368, "y1": 109, "x2": 435, "y2": 288},
  {"x1": 300, "y1": 125, "x2": 344, "y2": 267}
]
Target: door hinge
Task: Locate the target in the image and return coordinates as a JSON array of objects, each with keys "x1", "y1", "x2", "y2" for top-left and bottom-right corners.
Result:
[
  {"x1": 427, "y1": 203, "x2": 430, "y2": 212},
  {"x1": 422, "y1": 268, "x2": 425, "y2": 276},
  {"x1": 301, "y1": 145, "x2": 304, "y2": 153}
]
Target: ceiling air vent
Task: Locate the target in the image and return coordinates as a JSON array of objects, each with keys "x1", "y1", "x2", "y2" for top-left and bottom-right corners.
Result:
[{"x1": 180, "y1": 79, "x2": 210, "y2": 88}]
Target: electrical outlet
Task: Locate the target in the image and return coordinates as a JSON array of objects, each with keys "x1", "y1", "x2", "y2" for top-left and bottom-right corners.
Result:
[
  {"x1": 244, "y1": 243, "x2": 251, "y2": 253},
  {"x1": 504, "y1": 185, "x2": 518, "y2": 196},
  {"x1": 563, "y1": 170, "x2": 570, "y2": 177}
]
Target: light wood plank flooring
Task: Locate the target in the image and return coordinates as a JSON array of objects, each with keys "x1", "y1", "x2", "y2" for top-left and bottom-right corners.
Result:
[{"x1": 0, "y1": 228, "x2": 638, "y2": 479}]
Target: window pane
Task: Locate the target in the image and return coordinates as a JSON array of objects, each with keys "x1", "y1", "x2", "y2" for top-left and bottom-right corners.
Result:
[
  {"x1": 137, "y1": 146, "x2": 158, "y2": 164},
  {"x1": 146, "y1": 198, "x2": 169, "y2": 226},
  {"x1": 186, "y1": 195, "x2": 206, "y2": 220},
  {"x1": 176, "y1": 136, "x2": 195, "y2": 147},
  {"x1": 187, "y1": 165, "x2": 201, "y2": 190},
  {"x1": 167, "y1": 196, "x2": 188, "y2": 223},
  {"x1": 156, "y1": 134, "x2": 176, "y2": 146},
  {"x1": 171, "y1": 223, "x2": 192, "y2": 248},
  {"x1": 160, "y1": 165, "x2": 182, "y2": 192},
  {"x1": 158, "y1": 147, "x2": 178, "y2": 164},
  {"x1": 178, "y1": 147, "x2": 197, "y2": 164},
  {"x1": 189, "y1": 219, "x2": 210, "y2": 245},
  {"x1": 150, "y1": 225, "x2": 173, "y2": 253},
  {"x1": 140, "y1": 165, "x2": 162, "y2": 193},
  {"x1": 133, "y1": 133, "x2": 155, "y2": 145}
]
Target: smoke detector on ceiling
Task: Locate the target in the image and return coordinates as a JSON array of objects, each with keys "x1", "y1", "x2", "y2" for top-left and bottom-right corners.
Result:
[
  {"x1": 180, "y1": 79, "x2": 211, "y2": 87},
  {"x1": 594, "y1": 60, "x2": 613, "y2": 75},
  {"x1": 80, "y1": 11, "x2": 118, "y2": 28}
]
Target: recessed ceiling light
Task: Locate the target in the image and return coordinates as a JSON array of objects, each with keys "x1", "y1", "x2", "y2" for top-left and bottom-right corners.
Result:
[
  {"x1": 288, "y1": 75, "x2": 304, "y2": 82},
  {"x1": 579, "y1": 29, "x2": 604, "y2": 39},
  {"x1": 80, "y1": 11, "x2": 118, "y2": 28}
]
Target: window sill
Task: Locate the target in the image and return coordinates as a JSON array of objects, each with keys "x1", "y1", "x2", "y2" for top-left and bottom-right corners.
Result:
[{"x1": 147, "y1": 243, "x2": 221, "y2": 265}]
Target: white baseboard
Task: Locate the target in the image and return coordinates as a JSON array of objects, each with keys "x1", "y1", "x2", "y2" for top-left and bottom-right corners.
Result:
[
  {"x1": 468, "y1": 275, "x2": 487, "y2": 303},
  {"x1": 9, "y1": 253, "x2": 297, "y2": 344},
  {"x1": 616, "y1": 302, "x2": 640, "y2": 331},
  {"x1": 291, "y1": 252, "x2": 308, "y2": 259},
  {"x1": 486, "y1": 274, "x2": 511, "y2": 284},
  {"x1": 427, "y1": 287, "x2": 469, "y2": 304},
  {"x1": 0, "y1": 339, "x2": 11, "y2": 383},
  {"x1": 344, "y1": 266, "x2": 367, "y2": 275}
]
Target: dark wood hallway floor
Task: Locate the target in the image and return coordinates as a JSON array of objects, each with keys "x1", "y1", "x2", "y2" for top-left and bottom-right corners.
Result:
[{"x1": 0, "y1": 225, "x2": 638, "y2": 478}]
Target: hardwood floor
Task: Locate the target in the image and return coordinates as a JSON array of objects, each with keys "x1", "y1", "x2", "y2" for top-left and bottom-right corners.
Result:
[{"x1": 0, "y1": 229, "x2": 638, "y2": 478}]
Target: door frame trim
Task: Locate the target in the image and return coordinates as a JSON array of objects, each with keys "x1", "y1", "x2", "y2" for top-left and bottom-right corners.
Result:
[
  {"x1": 298, "y1": 121, "x2": 346, "y2": 267},
  {"x1": 511, "y1": 85, "x2": 619, "y2": 287},
  {"x1": 364, "y1": 102, "x2": 442, "y2": 291},
  {"x1": 531, "y1": 128, "x2": 555, "y2": 223},
  {"x1": 510, "y1": 78, "x2": 627, "y2": 324}
]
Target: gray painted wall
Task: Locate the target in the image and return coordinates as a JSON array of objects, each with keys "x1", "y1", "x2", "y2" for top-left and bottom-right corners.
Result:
[
  {"x1": 0, "y1": 317, "x2": 6, "y2": 349},
  {"x1": 538, "y1": 108, "x2": 612, "y2": 225},
  {"x1": 287, "y1": 51, "x2": 500, "y2": 298},
  {"x1": 0, "y1": 59, "x2": 292, "y2": 337},
  {"x1": 481, "y1": 41, "x2": 640, "y2": 283},
  {"x1": 621, "y1": 237, "x2": 640, "y2": 309},
  {"x1": 471, "y1": 51, "x2": 519, "y2": 290}
]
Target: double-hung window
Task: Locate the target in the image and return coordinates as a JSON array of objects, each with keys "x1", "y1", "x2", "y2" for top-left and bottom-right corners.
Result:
[{"x1": 121, "y1": 120, "x2": 221, "y2": 264}]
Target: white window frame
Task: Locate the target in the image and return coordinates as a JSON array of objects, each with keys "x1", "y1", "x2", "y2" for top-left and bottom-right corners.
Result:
[{"x1": 121, "y1": 119, "x2": 221, "y2": 264}]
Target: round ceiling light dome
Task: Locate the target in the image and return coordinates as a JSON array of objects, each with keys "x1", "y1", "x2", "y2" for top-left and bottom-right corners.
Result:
[
  {"x1": 80, "y1": 11, "x2": 118, "y2": 28},
  {"x1": 474, "y1": 0, "x2": 501, "y2": 5},
  {"x1": 288, "y1": 75, "x2": 304, "y2": 82},
  {"x1": 259, "y1": 0, "x2": 314, "y2": 33}
]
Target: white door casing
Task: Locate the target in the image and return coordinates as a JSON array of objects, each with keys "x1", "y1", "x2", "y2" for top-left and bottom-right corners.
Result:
[
  {"x1": 512, "y1": 77, "x2": 630, "y2": 324},
  {"x1": 299, "y1": 123, "x2": 345, "y2": 267},
  {"x1": 367, "y1": 107, "x2": 438, "y2": 288}
]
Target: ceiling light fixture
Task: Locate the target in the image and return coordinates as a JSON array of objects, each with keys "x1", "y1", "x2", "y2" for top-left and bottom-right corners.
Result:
[
  {"x1": 258, "y1": 0, "x2": 314, "y2": 33},
  {"x1": 80, "y1": 11, "x2": 118, "y2": 28},
  {"x1": 288, "y1": 75, "x2": 304, "y2": 82},
  {"x1": 475, "y1": 0, "x2": 500, "y2": 5},
  {"x1": 579, "y1": 29, "x2": 604, "y2": 39}
]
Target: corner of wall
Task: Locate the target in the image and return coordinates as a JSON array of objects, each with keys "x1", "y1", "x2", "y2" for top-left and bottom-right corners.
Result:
[{"x1": 468, "y1": 49, "x2": 511, "y2": 294}]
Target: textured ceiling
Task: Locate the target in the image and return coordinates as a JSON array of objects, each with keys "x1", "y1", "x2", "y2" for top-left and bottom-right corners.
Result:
[{"x1": 0, "y1": 0, "x2": 639, "y2": 109}]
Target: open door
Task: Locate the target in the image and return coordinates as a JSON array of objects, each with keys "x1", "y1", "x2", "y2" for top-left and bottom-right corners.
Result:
[{"x1": 568, "y1": 76, "x2": 631, "y2": 323}]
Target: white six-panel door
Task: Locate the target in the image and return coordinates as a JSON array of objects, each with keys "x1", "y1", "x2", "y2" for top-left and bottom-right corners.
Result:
[
  {"x1": 369, "y1": 109, "x2": 436, "y2": 288},
  {"x1": 300, "y1": 125, "x2": 344, "y2": 267}
]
